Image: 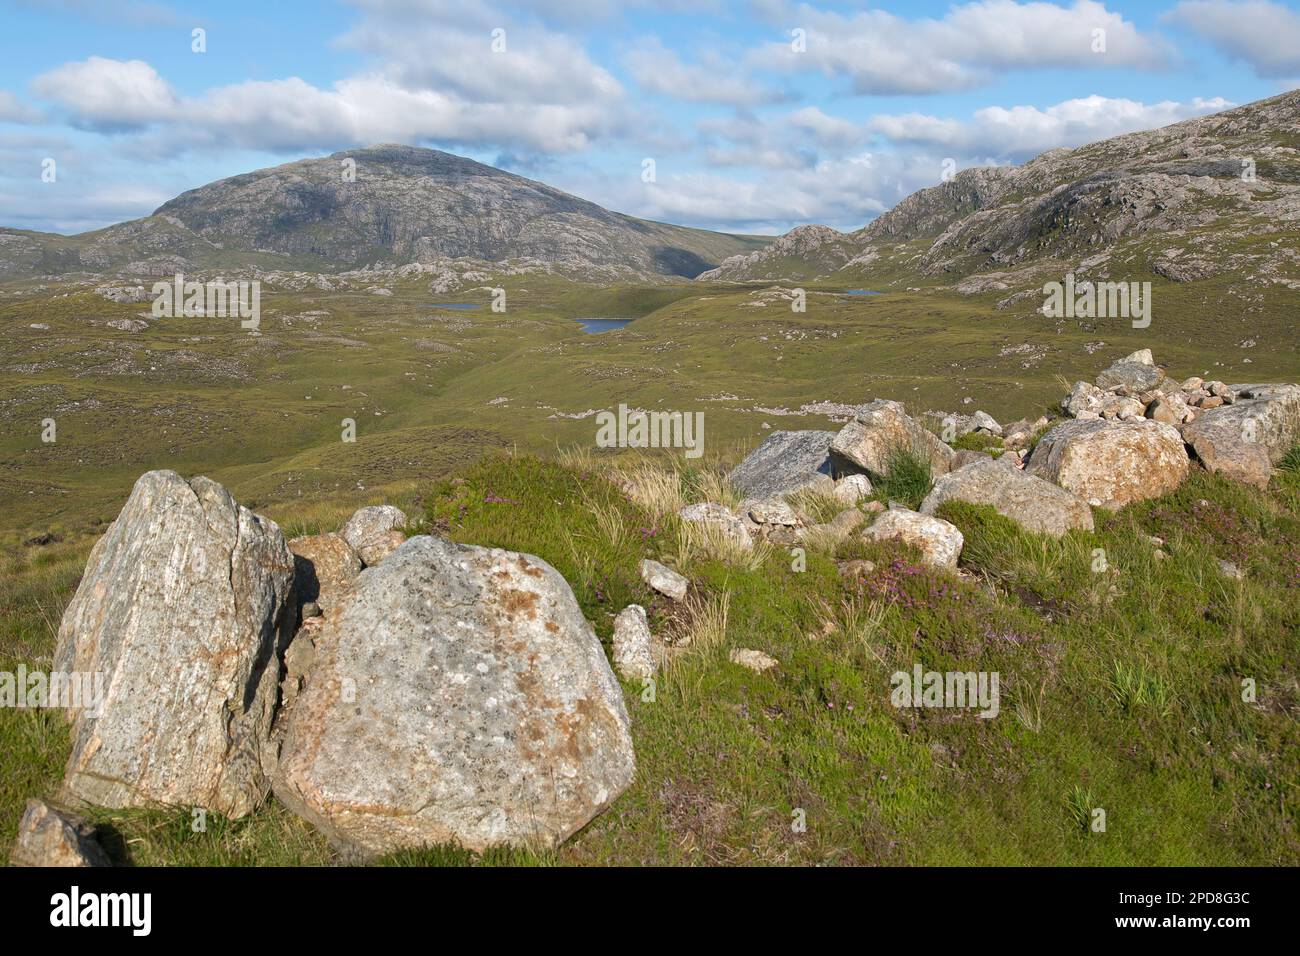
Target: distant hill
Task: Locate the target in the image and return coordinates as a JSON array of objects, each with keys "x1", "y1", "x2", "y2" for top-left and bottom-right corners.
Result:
[
  {"x1": 0, "y1": 145, "x2": 769, "y2": 282},
  {"x1": 695, "y1": 90, "x2": 1300, "y2": 295}
]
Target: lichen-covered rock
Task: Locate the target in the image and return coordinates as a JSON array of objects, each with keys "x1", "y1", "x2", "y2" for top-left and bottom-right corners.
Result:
[
  {"x1": 340, "y1": 504, "x2": 408, "y2": 553},
  {"x1": 831, "y1": 400, "x2": 955, "y2": 476},
  {"x1": 8, "y1": 800, "x2": 110, "y2": 867},
  {"x1": 862, "y1": 509, "x2": 964, "y2": 569},
  {"x1": 678, "y1": 502, "x2": 753, "y2": 548},
  {"x1": 54, "y1": 470, "x2": 295, "y2": 817},
  {"x1": 729, "y1": 648, "x2": 779, "y2": 673},
  {"x1": 357, "y1": 529, "x2": 407, "y2": 566},
  {"x1": 833, "y1": 473, "x2": 874, "y2": 504},
  {"x1": 640, "y1": 559, "x2": 688, "y2": 601},
  {"x1": 920, "y1": 458, "x2": 1094, "y2": 536},
  {"x1": 727, "y1": 430, "x2": 839, "y2": 499},
  {"x1": 273, "y1": 536, "x2": 634, "y2": 856},
  {"x1": 1096, "y1": 360, "x2": 1164, "y2": 396},
  {"x1": 612, "y1": 605, "x2": 656, "y2": 680},
  {"x1": 1180, "y1": 384, "x2": 1300, "y2": 487},
  {"x1": 288, "y1": 532, "x2": 361, "y2": 614},
  {"x1": 1026, "y1": 419, "x2": 1189, "y2": 509}
]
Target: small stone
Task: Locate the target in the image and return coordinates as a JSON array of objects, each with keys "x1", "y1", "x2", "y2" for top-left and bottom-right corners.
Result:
[
  {"x1": 730, "y1": 648, "x2": 779, "y2": 673},
  {"x1": 640, "y1": 559, "x2": 688, "y2": 601},
  {"x1": 612, "y1": 605, "x2": 656, "y2": 680},
  {"x1": 833, "y1": 473, "x2": 874, "y2": 505},
  {"x1": 9, "y1": 800, "x2": 110, "y2": 867},
  {"x1": 1216, "y1": 559, "x2": 1245, "y2": 581}
]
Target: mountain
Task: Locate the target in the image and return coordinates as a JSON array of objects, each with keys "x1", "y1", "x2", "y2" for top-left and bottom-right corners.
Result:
[
  {"x1": 699, "y1": 90, "x2": 1300, "y2": 292},
  {"x1": 0, "y1": 145, "x2": 768, "y2": 282}
]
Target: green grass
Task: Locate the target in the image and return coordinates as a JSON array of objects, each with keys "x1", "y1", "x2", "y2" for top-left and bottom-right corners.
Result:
[
  {"x1": 3, "y1": 449, "x2": 1296, "y2": 866},
  {"x1": 873, "y1": 445, "x2": 935, "y2": 510}
]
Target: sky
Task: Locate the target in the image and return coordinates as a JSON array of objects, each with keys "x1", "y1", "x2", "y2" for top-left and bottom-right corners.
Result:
[{"x1": 1, "y1": 0, "x2": 1298, "y2": 237}]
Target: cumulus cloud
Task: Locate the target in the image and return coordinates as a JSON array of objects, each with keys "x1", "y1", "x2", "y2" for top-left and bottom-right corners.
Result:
[
  {"x1": 625, "y1": 38, "x2": 784, "y2": 108},
  {"x1": 1166, "y1": 0, "x2": 1300, "y2": 77},
  {"x1": 753, "y1": 0, "x2": 1170, "y2": 94},
  {"x1": 869, "y1": 95, "x2": 1232, "y2": 159},
  {"x1": 31, "y1": 56, "x2": 178, "y2": 130}
]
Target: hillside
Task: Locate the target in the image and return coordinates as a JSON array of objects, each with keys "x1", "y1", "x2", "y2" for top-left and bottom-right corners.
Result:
[
  {"x1": 0, "y1": 145, "x2": 768, "y2": 282},
  {"x1": 701, "y1": 90, "x2": 1300, "y2": 295}
]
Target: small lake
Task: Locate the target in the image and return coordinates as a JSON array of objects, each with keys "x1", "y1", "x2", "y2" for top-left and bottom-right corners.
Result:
[
  {"x1": 424, "y1": 302, "x2": 481, "y2": 310},
  {"x1": 840, "y1": 289, "x2": 883, "y2": 296},
  {"x1": 576, "y1": 318, "x2": 634, "y2": 334}
]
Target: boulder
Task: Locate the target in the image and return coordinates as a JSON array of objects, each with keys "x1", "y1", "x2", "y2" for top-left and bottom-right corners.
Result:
[
  {"x1": 54, "y1": 470, "x2": 295, "y2": 817},
  {"x1": 920, "y1": 458, "x2": 1094, "y2": 536},
  {"x1": 727, "y1": 430, "x2": 839, "y2": 499},
  {"x1": 288, "y1": 532, "x2": 361, "y2": 614},
  {"x1": 8, "y1": 800, "x2": 110, "y2": 867},
  {"x1": 1180, "y1": 384, "x2": 1300, "y2": 487},
  {"x1": 340, "y1": 504, "x2": 408, "y2": 554},
  {"x1": 1096, "y1": 360, "x2": 1164, "y2": 395},
  {"x1": 831, "y1": 400, "x2": 955, "y2": 476},
  {"x1": 273, "y1": 536, "x2": 634, "y2": 856},
  {"x1": 1122, "y1": 348, "x2": 1154, "y2": 366},
  {"x1": 744, "y1": 498, "x2": 801, "y2": 527},
  {"x1": 1025, "y1": 419, "x2": 1189, "y2": 509},
  {"x1": 640, "y1": 559, "x2": 688, "y2": 601},
  {"x1": 612, "y1": 605, "x2": 656, "y2": 680},
  {"x1": 1063, "y1": 381, "x2": 1105, "y2": 418},
  {"x1": 1147, "y1": 392, "x2": 1194, "y2": 425},
  {"x1": 833, "y1": 473, "x2": 873, "y2": 504},
  {"x1": 357, "y1": 529, "x2": 407, "y2": 566},
  {"x1": 862, "y1": 509, "x2": 964, "y2": 569},
  {"x1": 678, "y1": 503, "x2": 753, "y2": 548}
]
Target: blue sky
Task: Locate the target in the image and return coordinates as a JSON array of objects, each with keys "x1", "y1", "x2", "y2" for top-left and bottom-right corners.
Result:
[{"x1": 2, "y1": 0, "x2": 1298, "y2": 236}]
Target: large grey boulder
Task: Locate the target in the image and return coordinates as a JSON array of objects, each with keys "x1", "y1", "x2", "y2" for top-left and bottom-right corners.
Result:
[
  {"x1": 1096, "y1": 360, "x2": 1164, "y2": 395},
  {"x1": 1180, "y1": 384, "x2": 1300, "y2": 487},
  {"x1": 273, "y1": 536, "x2": 635, "y2": 857},
  {"x1": 728, "y1": 430, "x2": 839, "y2": 499},
  {"x1": 831, "y1": 400, "x2": 955, "y2": 476},
  {"x1": 54, "y1": 470, "x2": 295, "y2": 817},
  {"x1": 920, "y1": 458, "x2": 1094, "y2": 536},
  {"x1": 1026, "y1": 419, "x2": 1189, "y2": 509},
  {"x1": 8, "y1": 800, "x2": 110, "y2": 867}
]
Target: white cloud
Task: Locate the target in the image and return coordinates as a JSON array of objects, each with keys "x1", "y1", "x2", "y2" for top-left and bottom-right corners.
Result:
[
  {"x1": 625, "y1": 38, "x2": 782, "y2": 108},
  {"x1": 0, "y1": 91, "x2": 42, "y2": 124},
  {"x1": 869, "y1": 95, "x2": 1232, "y2": 158},
  {"x1": 1167, "y1": 0, "x2": 1300, "y2": 77},
  {"x1": 753, "y1": 0, "x2": 1170, "y2": 94},
  {"x1": 31, "y1": 56, "x2": 178, "y2": 130}
]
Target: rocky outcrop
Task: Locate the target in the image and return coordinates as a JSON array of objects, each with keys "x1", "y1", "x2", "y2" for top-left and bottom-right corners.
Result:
[
  {"x1": 1181, "y1": 384, "x2": 1300, "y2": 487},
  {"x1": 53, "y1": 470, "x2": 295, "y2": 818},
  {"x1": 831, "y1": 400, "x2": 955, "y2": 477},
  {"x1": 920, "y1": 458, "x2": 1095, "y2": 536},
  {"x1": 8, "y1": 800, "x2": 110, "y2": 867},
  {"x1": 728, "y1": 430, "x2": 839, "y2": 499},
  {"x1": 273, "y1": 536, "x2": 634, "y2": 857},
  {"x1": 862, "y1": 509, "x2": 964, "y2": 569},
  {"x1": 1026, "y1": 419, "x2": 1189, "y2": 509}
]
